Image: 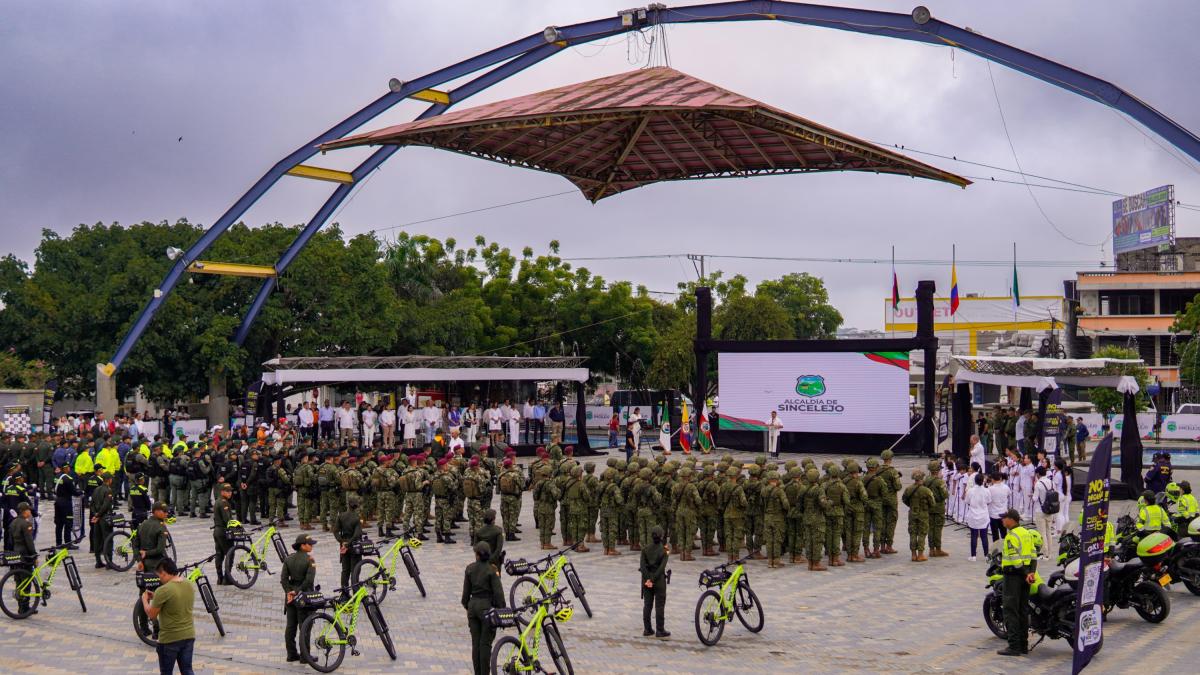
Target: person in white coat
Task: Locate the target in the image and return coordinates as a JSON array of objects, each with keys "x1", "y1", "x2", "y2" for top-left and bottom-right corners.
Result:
[
  {"x1": 507, "y1": 404, "x2": 522, "y2": 446},
  {"x1": 486, "y1": 402, "x2": 503, "y2": 446},
  {"x1": 765, "y1": 411, "x2": 784, "y2": 458},
  {"x1": 969, "y1": 434, "x2": 986, "y2": 474},
  {"x1": 361, "y1": 405, "x2": 378, "y2": 449},
  {"x1": 987, "y1": 471, "x2": 1011, "y2": 542},
  {"x1": 629, "y1": 408, "x2": 642, "y2": 450},
  {"x1": 463, "y1": 404, "x2": 478, "y2": 444},
  {"x1": 965, "y1": 473, "x2": 992, "y2": 560},
  {"x1": 403, "y1": 405, "x2": 417, "y2": 448}
]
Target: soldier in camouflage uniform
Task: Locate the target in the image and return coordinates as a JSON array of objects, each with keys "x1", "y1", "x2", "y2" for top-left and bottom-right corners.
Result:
[
  {"x1": 673, "y1": 467, "x2": 700, "y2": 560},
  {"x1": 268, "y1": 454, "x2": 291, "y2": 525},
  {"x1": 924, "y1": 459, "x2": 950, "y2": 557},
  {"x1": 823, "y1": 465, "x2": 848, "y2": 566},
  {"x1": 494, "y1": 458, "x2": 521, "y2": 541},
  {"x1": 583, "y1": 462, "x2": 600, "y2": 543},
  {"x1": 803, "y1": 468, "x2": 829, "y2": 571},
  {"x1": 432, "y1": 458, "x2": 456, "y2": 543},
  {"x1": 634, "y1": 467, "x2": 660, "y2": 550},
  {"x1": 340, "y1": 457, "x2": 363, "y2": 512},
  {"x1": 785, "y1": 467, "x2": 807, "y2": 564},
  {"x1": 402, "y1": 454, "x2": 430, "y2": 539},
  {"x1": 464, "y1": 456, "x2": 488, "y2": 541},
  {"x1": 533, "y1": 465, "x2": 561, "y2": 550},
  {"x1": 762, "y1": 471, "x2": 790, "y2": 568},
  {"x1": 744, "y1": 464, "x2": 766, "y2": 560},
  {"x1": 373, "y1": 456, "x2": 399, "y2": 537},
  {"x1": 862, "y1": 458, "x2": 885, "y2": 558},
  {"x1": 598, "y1": 464, "x2": 624, "y2": 556},
  {"x1": 879, "y1": 449, "x2": 903, "y2": 554},
  {"x1": 698, "y1": 465, "x2": 721, "y2": 557},
  {"x1": 359, "y1": 451, "x2": 377, "y2": 523},
  {"x1": 902, "y1": 469, "x2": 933, "y2": 561},
  {"x1": 318, "y1": 454, "x2": 343, "y2": 532},
  {"x1": 721, "y1": 467, "x2": 747, "y2": 562},
  {"x1": 563, "y1": 465, "x2": 591, "y2": 552},
  {"x1": 555, "y1": 456, "x2": 576, "y2": 547},
  {"x1": 292, "y1": 452, "x2": 317, "y2": 530},
  {"x1": 843, "y1": 460, "x2": 868, "y2": 563},
  {"x1": 619, "y1": 462, "x2": 639, "y2": 547}
]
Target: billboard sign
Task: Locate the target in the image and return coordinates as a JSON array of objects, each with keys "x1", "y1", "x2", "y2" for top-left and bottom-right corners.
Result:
[
  {"x1": 1113, "y1": 185, "x2": 1174, "y2": 256},
  {"x1": 717, "y1": 352, "x2": 910, "y2": 434}
]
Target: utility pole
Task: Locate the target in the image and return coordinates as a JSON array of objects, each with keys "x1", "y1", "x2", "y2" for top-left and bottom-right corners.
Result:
[{"x1": 686, "y1": 253, "x2": 706, "y2": 280}]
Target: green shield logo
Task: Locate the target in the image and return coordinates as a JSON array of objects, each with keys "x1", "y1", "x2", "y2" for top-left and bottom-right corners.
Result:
[{"x1": 795, "y1": 375, "x2": 826, "y2": 398}]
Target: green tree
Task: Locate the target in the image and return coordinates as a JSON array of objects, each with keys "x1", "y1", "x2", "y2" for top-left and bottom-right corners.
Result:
[
  {"x1": 713, "y1": 295, "x2": 794, "y2": 342},
  {"x1": 0, "y1": 351, "x2": 51, "y2": 389},
  {"x1": 755, "y1": 272, "x2": 843, "y2": 338},
  {"x1": 1170, "y1": 294, "x2": 1200, "y2": 387},
  {"x1": 1086, "y1": 346, "x2": 1150, "y2": 415}
]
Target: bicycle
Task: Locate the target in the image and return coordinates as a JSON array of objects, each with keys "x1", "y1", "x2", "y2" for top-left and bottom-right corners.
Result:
[
  {"x1": 488, "y1": 589, "x2": 575, "y2": 675},
  {"x1": 297, "y1": 582, "x2": 397, "y2": 672},
  {"x1": 224, "y1": 519, "x2": 288, "y2": 589},
  {"x1": 0, "y1": 535, "x2": 87, "y2": 619},
  {"x1": 505, "y1": 542, "x2": 592, "y2": 618},
  {"x1": 694, "y1": 554, "x2": 764, "y2": 646},
  {"x1": 350, "y1": 531, "x2": 426, "y2": 603},
  {"x1": 101, "y1": 512, "x2": 137, "y2": 571},
  {"x1": 133, "y1": 554, "x2": 226, "y2": 646}
]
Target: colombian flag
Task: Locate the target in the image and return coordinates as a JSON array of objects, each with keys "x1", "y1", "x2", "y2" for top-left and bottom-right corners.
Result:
[
  {"x1": 697, "y1": 404, "x2": 714, "y2": 453},
  {"x1": 949, "y1": 262, "x2": 960, "y2": 315}
]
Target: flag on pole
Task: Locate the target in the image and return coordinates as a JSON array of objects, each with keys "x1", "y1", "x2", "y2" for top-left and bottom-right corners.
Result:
[
  {"x1": 891, "y1": 269, "x2": 900, "y2": 311},
  {"x1": 680, "y1": 400, "x2": 692, "y2": 454},
  {"x1": 1011, "y1": 260, "x2": 1021, "y2": 314},
  {"x1": 950, "y1": 262, "x2": 960, "y2": 315},
  {"x1": 697, "y1": 404, "x2": 714, "y2": 453}
]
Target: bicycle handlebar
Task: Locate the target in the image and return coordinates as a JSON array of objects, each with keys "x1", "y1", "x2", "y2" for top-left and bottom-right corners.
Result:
[
  {"x1": 512, "y1": 588, "x2": 568, "y2": 614},
  {"x1": 706, "y1": 554, "x2": 753, "y2": 574},
  {"x1": 179, "y1": 553, "x2": 218, "y2": 572},
  {"x1": 39, "y1": 533, "x2": 86, "y2": 553},
  {"x1": 510, "y1": 541, "x2": 579, "y2": 570}
]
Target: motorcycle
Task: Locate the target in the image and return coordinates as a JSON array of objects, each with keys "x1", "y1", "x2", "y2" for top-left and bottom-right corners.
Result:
[
  {"x1": 1138, "y1": 516, "x2": 1200, "y2": 597},
  {"x1": 1053, "y1": 550, "x2": 1170, "y2": 623},
  {"x1": 982, "y1": 549, "x2": 1080, "y2": 648}
]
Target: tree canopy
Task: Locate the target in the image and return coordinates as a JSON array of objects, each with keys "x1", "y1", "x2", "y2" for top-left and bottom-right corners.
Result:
[{"x1": 1086, "y1": 345, "x2": 1150, "y2": 415}]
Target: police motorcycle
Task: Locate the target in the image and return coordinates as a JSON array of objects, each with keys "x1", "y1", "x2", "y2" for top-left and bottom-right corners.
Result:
[
  {"x1": 1114, "y1": 510, "x2": 1200, "y2": 598},
  {"x1": 981, "y1": 548, "x2": 1080, "y2": 649}
]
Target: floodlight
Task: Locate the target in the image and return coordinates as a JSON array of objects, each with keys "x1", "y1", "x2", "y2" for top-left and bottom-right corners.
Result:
[
  {"x1": 166, "y1": 246, "x2": 183, "y2": 261},
  {"x1": 912, "y1": 6, "x2": 931, "y2": 24},
  {"x1": 543, "y1": 26, "x2": 561, "y2": 43}
]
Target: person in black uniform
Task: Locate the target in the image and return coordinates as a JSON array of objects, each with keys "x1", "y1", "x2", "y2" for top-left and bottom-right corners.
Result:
[
  {"x1": 334, "y1": 495, "x2": 363, "y2": 589},
  {"x1": 640, "y1": 525, "x2": 670, "y2": 639},
  {"x1": 472, "y1": 509, "x2": 505, "y2": 572},
  {"x1": 236, "y1": 450, "x2": 258, "y2": 524},
  {"x1": 10, "y1": 502, "x2": 37, "y2": 615},
  {"x1": 282, "y1": 533, "x2": 317, "y2": 662},
  {"x1": 128, "y1": 471, "x2": 151, "y2": 529},
  {"x1": 54, "y1": 464, "x2": 81, "y2": 547},
  {"x1": 3, "y1": 469, "x2": 30, "y2": 550},
  {"x1": 462, "y1": 541, "x2": 505, "y2": 675},
  {"x1": 136, "y1": 501, "x2": 171, "y2": 572},
  {"x1": 89, "y1": 472, "x2": 115, "y2": 568},
  {"x1": 213, "y1": 483, "x2": 235, "y2": 585}
]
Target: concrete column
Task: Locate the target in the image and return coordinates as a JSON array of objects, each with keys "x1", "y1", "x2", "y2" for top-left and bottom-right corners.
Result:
[
  {"x1": 95, "y1": 363, "x2": 118, "y2": 417},
  {"x1": 208, "y1": 372, "x2": 229, "y2": 429}
]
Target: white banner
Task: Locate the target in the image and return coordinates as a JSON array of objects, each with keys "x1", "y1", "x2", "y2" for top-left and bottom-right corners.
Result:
[
  {"x1": 584, "y1": 406, "x2": 614, "y2": 428},
  {"x1": 718, "y1": 352, "x2": 910, "y2": 434},
  {"x1": 171, "y1": 419, "x2": 209, "y2": 443},
  {"x1": 1160, "y1": 414, "x2": 1200, "y2": 440},
  {"x1": 1077, "y1": 413, "x2": 1157, "y2": 440}
]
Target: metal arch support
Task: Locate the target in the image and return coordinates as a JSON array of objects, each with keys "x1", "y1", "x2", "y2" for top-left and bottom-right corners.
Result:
[{"x1": 110, "y1": 0, "x2": 1200, "y2": 372}]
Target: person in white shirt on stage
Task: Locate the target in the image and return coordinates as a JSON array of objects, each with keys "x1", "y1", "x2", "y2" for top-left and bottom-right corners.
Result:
[
  {"x1": 508, "y1": 404, "x2": 522, "y2": 446},
  {"x1": 498, "y1": 400, "x2": 512, "y2": 442},
  {"x1": 403, "y1": 405, "x2": 417, "y2": 448},
  {"x1": 766, "y1": 411, "x2": 783, "y2": 458},
  {"x1": 298, "y1": 403, "x2": 315, "y2": 444},
  {"x1": 487, "y1": 402, "x2": 503, "y2": 446},
  {"x1": 361, "y1": 405, "x2": 378, "y2": 449},
  {"x1": 987, "y1": 471, "x2": 1011, "y2": 542},
  {"x1": 629, "y1": 408, "x2": 642, "y2": 450},
  {"x1": 969, "y1": 434, "x2": 986, "y2": 474},
  {"x1": 319, "y1": 400, "x2": 335, "y2": 441},
  {"x1": 380, "y1": 406, "x2": 396, "y2": 449},
  {"x1": 463, "y1": 404, "x2": 478, "y2": 444},
  {"x1": 422, "y1": 402, "x2": 439, "y2": 441},
  {"x1": 335, "y1": 401, "x2": 357, "y2": 447},
  {"x1": 522, "y1": 399, "x2": 535, "y2": 445}
]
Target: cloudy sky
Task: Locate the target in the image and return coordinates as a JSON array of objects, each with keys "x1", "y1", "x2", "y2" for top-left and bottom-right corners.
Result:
[{"x1": 4, "y1": 0, "x2": 1200, "y2": 331}]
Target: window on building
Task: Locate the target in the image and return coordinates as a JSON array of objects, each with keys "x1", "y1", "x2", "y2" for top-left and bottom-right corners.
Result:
[
  {"x1": 1098, "y1": 290, "x2": 1155, "y2": 315},
  {"x1": 1158, "y1": 289, "x2": 1200, "y2": 316}
]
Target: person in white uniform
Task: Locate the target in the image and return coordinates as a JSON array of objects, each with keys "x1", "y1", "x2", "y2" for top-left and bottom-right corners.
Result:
[
  {"x1": 629, "y1": 408, "x2": 642, "y2": 450},
  {"x1": 403, "y1": 405, "x2": 417, "y2": 448},
  {"x1": 361, "y1": 405, "x2": 378, "y2": 449},
  {"x1": 487, "y1": 402, "x2": 503, "y2": 446},
  {"x1": 969, "y1": 435, "x2": 986, "y2": 474},
  {"x1": 766, "y1": 411, "x2": 783, "y2": 458},
  {"x1": 335, "y1": 401, "x2": 357, "y2": 447},
  {"x1": 463, "y1": 404, "x2": 478, "y2": 444},
  {"x1": 507, "y1": 404, "x2": 522, "y2": 446}
]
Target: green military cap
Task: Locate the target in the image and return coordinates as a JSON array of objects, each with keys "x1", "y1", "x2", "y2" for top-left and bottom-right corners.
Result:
[
  {"x1": 743, "y1": 464, "x2": 757, "y2": 476},
  {"x1": 218, "y1": 483, "x2": 233, "y2": 492},
  {"x1": 606, "y1": 457, "x2": 617, "y2": 468},
  {"x1": 679, "y1": 468, "x2": 692, "y2": 479},
  {"x1": 927, "y1": 460, "x2": 941, "y2": 473},
  {"x1": 840, "y1": 457, "x2": 852, "y2": 468},
  {"x1": 766, "y1": 471, "x2": 781, "y2": 482},
  {"x1": 784, "y1": 460, "x2": 798, "y2": 470},
  {"x1": 726, "y1": 467, "x2": 740, "y2": 478},
  {"x1": 638, "y1": 468, "x2": 653, "y2": 480},
  {"x1": 584, "y1": 462, "x2": 595, "y2": 473},
  {"x1": 846, "y1": 460, "x2": 861, "y2": 474},
  {"x1": 754, "y1": 455, "x2": 766, "y2": 466},
  {"x1": 801, "y1": 458, "x2": 815, "y2": 468},
  {"x1": 911, "y1": 469, "x2": 926, "y2": 481},
  {"x1": 805, "y1": 468, "x2": 819, "y2": 482},
  {"x1": 821, "y1": 461, "x2": 834, "y2": 471},
  {"x1": 881, "y1": 449, "x2": 894, "y2": 460},
  {"x1": 655, "y1": 454, "x2": 667, "y2": 464},
  {"x1": 615, "y1": 459, "x2": 626, "y2": 470},
  {"x1": 788, "y1": 467, "x2": 803, "y2": 479},
  {"x1": 572, "y1": 465, "x2": 583, "y2": 476},
  {"x1": 865, "y1": 457, "x2": 880, "y2": 469},
  {"x1": 827, "y1": 465, "x2": 841, "y2": 478}
]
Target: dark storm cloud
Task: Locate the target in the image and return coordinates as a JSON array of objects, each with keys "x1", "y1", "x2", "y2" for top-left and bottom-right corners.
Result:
[{"x1": 2, "y1": 0, "x2": 1199, "y2": 329}]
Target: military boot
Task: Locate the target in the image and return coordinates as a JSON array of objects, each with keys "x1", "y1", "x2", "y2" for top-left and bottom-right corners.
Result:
[
  {"x1": 575, "y1": 543, "x2": 590, "y2": 553},
  {"x1": 810, "y1": 558, "x2": 828, "y2": 571},
  {"x1": 749, "y1": 549, "x2": 766, "y2": 561},
  {"x1": 848, "y1": 553, "x2": 865, "y2": 563}
]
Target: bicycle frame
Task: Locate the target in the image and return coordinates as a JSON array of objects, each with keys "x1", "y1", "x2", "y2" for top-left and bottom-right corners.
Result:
[
  {"x1": 16, "y1": 548, "x2": 69, "y2": 600},
  {"x1": 237, "y1": 523, "x2": 286, "y2": 572},
  {"x1": 715, "y1": 565, "x2": 746, "y2": 621},
  {"x1": 318, "y1": 586, "x2": 370, "y2": 646},
  {"x1": 514, "y1": 602, "x2": 552, "y2": 666}
]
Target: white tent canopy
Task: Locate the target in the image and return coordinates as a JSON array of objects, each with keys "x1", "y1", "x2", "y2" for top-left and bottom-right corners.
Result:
[
  {"x1": 259, "y1": 355, "x2": 589, "y2": 386},
  {"x1": 947, "y1": 355, "x2": 1142, "y2": 393}
]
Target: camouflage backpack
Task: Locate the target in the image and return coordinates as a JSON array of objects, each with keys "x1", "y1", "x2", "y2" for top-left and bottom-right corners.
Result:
[{"x1": 462, "y1": 471, "x2": 481, "y2": 499}]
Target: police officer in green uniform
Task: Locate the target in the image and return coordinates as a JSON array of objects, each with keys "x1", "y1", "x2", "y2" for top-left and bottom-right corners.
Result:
[
  {"x1": 10, "y1": 502, "x2": 37, "y2": 614},
  {"x1": 335, "y1": 495, "x2": 363, "y2": 589},
  {"x1": 213, "y1": 483, "x2": 235, "y2": 585},
  {"x1": 282, "y1": 533, "x2": 317, "y2": 662},
  {"x1": 136, "y1": 501, "x2": 171, "y2": 572},
  {"x1": 472, "y1": 509, "x2": 505, "y2": 571},
  {"x1": 89, "y1": 472, "x2": 115, "y2": 568},
  {"x1": 997, "y1": 509, "x2": 1036, "y2": 656},
  {"x1": 640, "y1": 525, "x2": 670, "y2": 639},
  {"x1": 462, "y1": 541, "x2": 505, "y2": 675}
]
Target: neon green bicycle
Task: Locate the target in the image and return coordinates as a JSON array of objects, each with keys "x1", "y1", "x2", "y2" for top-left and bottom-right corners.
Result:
[
  {"x1": 694, "y1": 554, "x2": 764, "y2": 646},
  {"x1": 225, "y1": 519, "x2": 288, "y2": 589},
  {"x1": 298, "y1": 582, "x2": 397, "y2": 672},
  {"x1": 0, "y1": 537, "x2": 87, "y2": 619},
  {"x1": 350, "y1": 531, "x2": 426, "y2": 603},
  {"x1": 133, "y1": 554, "x2": 225, "y2": 646},
  {"x1": 506, "y1": 542, "x2": 592, "y2": 618},
  {"x1": 489, "y1": 589, "x2": 575, "y2": 675}
]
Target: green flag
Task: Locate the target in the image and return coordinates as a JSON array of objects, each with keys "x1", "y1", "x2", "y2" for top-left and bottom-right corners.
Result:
[{"x1": 1011, "y1": 262, "x2": 1020, "y2": 315}]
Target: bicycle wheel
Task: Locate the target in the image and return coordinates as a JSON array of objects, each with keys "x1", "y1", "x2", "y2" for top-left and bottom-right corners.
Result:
[
  {"x1": 224, "y1": 545, "x2": 259, "y2": 589},
  {"x1": 105, "y1": 531, "x2": 136, "y2": 571},
  {"x1": 734, "y1": 582, "x2": 764, "y2": 633},
  {"x1": 694, "y1": 589, "x2": 725, "y2": 646},
  {"x1": 366, "y1": 602, "x2": 397, "y2": 660},
  {"x1": 489, "y1": 635, "x2": 525, "y2": 675},
  {"x1": 508, "y1": 575, "x2": 545, "y2": 608},
  {"x1": 0, "y1": 569, "x2": 40, "y2": 620},
  {"x1": 352, "y1": 558, "x2": 389, "y2": 605},
  {"x1": 133, "y1": 599, "x2": 160, "y2": 647},
  {"x1": 544, "y1": 624, "x2": 574, "y2": 675},
  {"x1": 212, "y1": 609, "x2": 226, "y2": 637},
  {"x1": 401, "y1": 547, "x2": 426, "y2": 598},
  {"x1": 166, "y1": 534, "x2": 177, "y2": 564},
  {"x1": 76, "y1": 586, "x2": 87, "y2": 613},
  {"x1": 565, "y1": 566, "x2": 592, "y2": 619},
  {"x1": 300, "y1": 611, "x2": 347, "y2": 673}
]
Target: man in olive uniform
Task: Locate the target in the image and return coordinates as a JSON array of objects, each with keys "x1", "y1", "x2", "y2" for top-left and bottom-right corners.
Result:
[
  {"x1": 583, "y1": 462, "x2": 601, "y2": 543},
  {"x1": 432, "y1": 458, "x2": 456, "y2": 544},
  {"x1": 136, "y1": 502, "x2": 171, "y2": 572},
  {"x1": 599, "y1": 465, "x2": 624, "y2": 556},
  {"x1": 292, "y1": 452, "x2": 316, "y2": 530},
  {"x1": 282, "y1": 533, "x2": 318, "y2": 663},
  {"x1": 463, "y1": 541, "x2": 505, "y2": 675},
  {"x1": 698, "y1": 465, "x2": 721, "y2": 557},
  {"x1": 635, "y1": 467, "x2": 661, "y2": 551},
  {"x1": 722, "y1": 468, "x2": 747, "y2": 562},
  {"x1": 403, "y1": 454, "x2": 430, "y2": 538},
  {"x1": 151, "y1": 444, "x2": 171, "y2": 506},
  {"x1": 188, "y1": 446, "x2": 212, "y2": 517},
  {"x1": 533, "y1": 465, "x2": 561, "y2": 550},
  {"x1": 673, "y1": 467, "x2": 700, "y2": 560},
  {"x1": 10, "y1": 502, "x2": 37, "y2": 614},
  {"x1": 743, "y1": 464, "x2": 765, "y2": 560},
  {"x1": 497, "y1": 458, "x2": 524, "y2": 541},
  {"x1": 843, "y1": 461, "x2": 869, "y2": 563},
  {"x1": 803, "y1": 468, "x2": 830, "y2": 571},
  {"x1": 863, "y1": 458, "x2": 885, "y2": 558},
  {"x1": 317, "y1": 454, "x2": 341, "y2": 531},
  {"x1": 373, "y1": 455, "x2": 399, "y2": 537},
  {"x1": 168, "y1": 447, "x2": 190, "y2": 514},
  {"x1": 89, "y1": 472, "x2": 115, "y2": 568},
  {"x1": 619, "y1": 462, "x2": 639, "y2": 547},
  {"x1": 924, "y1": 459, "x2": 951, "y2": 557},
  {"x1": 762, "y1": 471, "x2": 790, "y2": 567},
  {"x1": 823, "y1": 465, "x2": 848, "y2": 566},
  {"x1": 472, "y1": 509, "x2": 505, "y2": 571},
  {"x1": 335, "y1": 496, "x2": 363, "y2": 588},
  {"x1": 213, "y1": 483, "x2": 235, "y2": 585},
  {"x1": 563, "y1": 464, "x2": 592, "y2": 552},
  {"x1": 340, "y1": 457, "x2": 363, "y2": 512},
  {"x1": 268, "y1": 455, "x2": 291, "y2": 526},
  {"x1": 640, "y1": 525, "x2": 670, "y2": 639},
  {"x1": 784, "y1": 467, "x2": 807, "y2": 564},
  {"x1": 902, "y1": 469, "x2": 934, "y2": 561},
  {"x1": 878, "y1": 450, "x2": 903, "y2": 554},
  {"x1": 463, "y1": 456, "x2": 487, "y2": 541}
]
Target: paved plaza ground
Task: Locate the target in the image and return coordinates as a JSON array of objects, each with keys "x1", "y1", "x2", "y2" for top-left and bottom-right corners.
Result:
[{"x1": 4, "y1": 450, "x2": 1197, "y2": 674}]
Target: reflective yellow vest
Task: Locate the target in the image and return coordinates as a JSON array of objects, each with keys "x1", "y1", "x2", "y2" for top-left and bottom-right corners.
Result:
[
  {"x1": 1137, "y1": 504, "x2": 1169, "y2": 532},
  {"x1": 1002, "y1": 526, "x2": 1035, "y2": 569},
  {"x1": 1179, "y1": 494, "x2": 1199, "y2": 519},
  {"x1": 74, "y1": 450, "x2": 94, "y2": 475}
]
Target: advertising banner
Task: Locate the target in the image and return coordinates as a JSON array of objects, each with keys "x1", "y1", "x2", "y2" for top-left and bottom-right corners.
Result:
[
  {"x1": 171, "y1": 419, "x2": 209, "y2": 442},
  {"x1": 1112, "y1": 184, "x2": 1174, "y2": 256},
  {"x1": 1041, "y1": 388, "x2": 1065, "y2": 460},
  {"x1": 1078, "y1": 413, "x2": 1156, "y2": 440},
  {"x1": 42, "y1": 379, "x2": 57, "y2": 429},
  {"x1": 1158, "y1": 414, "x2": 1200, "y2": 440},
  {"x1": 717, "y1": 352, "x2": 910, "y2": 434},
  {"x1": 1073, "y1": 433, "x2": 1113, "y2": 673}
]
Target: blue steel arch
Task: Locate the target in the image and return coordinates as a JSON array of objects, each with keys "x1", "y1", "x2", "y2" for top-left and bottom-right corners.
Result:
[{"x1": 109, "y1": 1, "x2": 1200, "y2": 372}]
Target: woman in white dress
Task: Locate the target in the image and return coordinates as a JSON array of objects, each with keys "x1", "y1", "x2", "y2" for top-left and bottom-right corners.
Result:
[
  {"x1": 508, "y1": 404, "x2": 522, "y2": 446},
  {"x1": 403, "y1": 405, "x2": 417, "y2": 448},
  {"x1": 487, "y1": 402, "x2": 503, "y2": 446}
]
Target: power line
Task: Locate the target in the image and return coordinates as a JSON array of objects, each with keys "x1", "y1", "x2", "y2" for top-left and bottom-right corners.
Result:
[
  {"x1": 371, "y1": 190, "x2": 576, "y2": 233},
  {"x1": 564, "y1": 252, "x2": 1107, "y2": 269}
]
